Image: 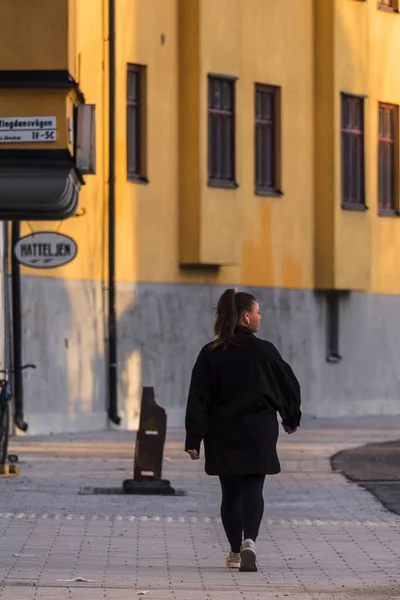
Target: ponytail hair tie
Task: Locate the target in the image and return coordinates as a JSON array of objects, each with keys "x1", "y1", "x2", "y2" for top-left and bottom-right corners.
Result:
[{"x1": 233, "y1": 288, "x2": 238, "y2": 295}]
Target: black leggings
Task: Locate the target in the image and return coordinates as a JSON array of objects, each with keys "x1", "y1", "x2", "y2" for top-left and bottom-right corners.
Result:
[{"x1": 218, "y1": 474, "x2": 266, "y2": 553}]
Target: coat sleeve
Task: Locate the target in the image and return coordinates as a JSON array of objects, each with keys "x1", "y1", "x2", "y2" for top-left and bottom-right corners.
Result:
[
  {"x1": 267, "y1": 343, "x2": 302, "y2": 429},
  {"x1": 185, "y1": 346, "x2": 211, "y2": 453}
]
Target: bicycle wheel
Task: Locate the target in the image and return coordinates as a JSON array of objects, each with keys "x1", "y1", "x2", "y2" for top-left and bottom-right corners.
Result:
[{"x1": 0, "y1": 401, "x2": 10, "y2": 465}]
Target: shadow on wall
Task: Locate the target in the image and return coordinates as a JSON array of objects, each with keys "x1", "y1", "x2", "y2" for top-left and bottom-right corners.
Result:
[
  {"x1": 112, "y1": 283, "x2": 216, "y2": 430},
  {"x1": 20, "y1": 274, "x2": 107, "y2": 435}
]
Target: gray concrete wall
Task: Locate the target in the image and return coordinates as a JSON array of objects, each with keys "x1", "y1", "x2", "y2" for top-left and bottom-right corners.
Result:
[
  {"x1": 20, "y1": 276, "x2": 107, "y2": 434},
  {"x1": 18, "y1": 276, "x2": 400, "y2": 435}
]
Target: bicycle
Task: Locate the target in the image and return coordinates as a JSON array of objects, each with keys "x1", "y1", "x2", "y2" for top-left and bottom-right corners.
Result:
[{"x1": 0, "y1": 364, "x2": 36, "y2": 466}]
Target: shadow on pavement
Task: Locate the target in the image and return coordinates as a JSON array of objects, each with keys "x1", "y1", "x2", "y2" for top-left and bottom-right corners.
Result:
[{"x1": 331, "y1": 439, "x2": 400, "y2": 516}]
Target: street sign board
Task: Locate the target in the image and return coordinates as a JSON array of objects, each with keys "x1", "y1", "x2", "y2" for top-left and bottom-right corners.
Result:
[{"x1": 0, "y1": 117, "x2": 56, "y2": 143}]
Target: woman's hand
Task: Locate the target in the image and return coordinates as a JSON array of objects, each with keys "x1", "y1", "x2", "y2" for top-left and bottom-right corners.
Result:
[
  {"x1": 282, "y1": 424, "x2": 297, "y2": 435},
  {"x1": 186, "y1": 449, "x2": 200, "y2": 460}
]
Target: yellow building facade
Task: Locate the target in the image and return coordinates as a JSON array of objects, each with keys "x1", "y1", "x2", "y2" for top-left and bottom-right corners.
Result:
[{"x1": 2, "y1": 0, "x2": 400, "y2": 433}]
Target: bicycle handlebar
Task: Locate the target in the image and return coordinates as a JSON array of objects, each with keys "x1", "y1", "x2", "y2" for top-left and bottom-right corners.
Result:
[{"x1": 0, "y1": 364, "x2": 37, "y2": 375}]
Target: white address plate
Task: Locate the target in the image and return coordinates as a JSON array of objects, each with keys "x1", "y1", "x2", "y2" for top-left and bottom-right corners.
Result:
[{"x1": 0, "y1": 116, "x2": 57, "y2": 143}]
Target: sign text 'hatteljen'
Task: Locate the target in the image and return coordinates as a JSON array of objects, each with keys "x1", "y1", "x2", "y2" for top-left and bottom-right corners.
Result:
[{"x1": 19, "y1": 242, "x2": 72, "y2": 259}]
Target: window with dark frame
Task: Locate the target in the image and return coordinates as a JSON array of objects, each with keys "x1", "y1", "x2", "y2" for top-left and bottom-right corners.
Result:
[
  {"x1": 127, "y1": 64, "x2": 146, "y2": 182},
  {"x1": 255, "y1": 84, "x2": 280, "y2": 194},
  {"x1": 378, "y1": 103, "x2": 399, "y2": 213},
  {"x1": 378, "y1": 0, "x2": 398, "y2": 11},
  {"x1": 341, "y1": 94, "x2": 365, "y2": 208},
  {"x1": 208, "y1": 75, "x2": 236, "y2": 186}
]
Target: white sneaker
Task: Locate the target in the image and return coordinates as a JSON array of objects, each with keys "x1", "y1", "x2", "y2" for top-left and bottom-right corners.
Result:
[
  {"x1": 225, "y1": 551, "x2": 240, "y2": 568},
  {"x1": 239, "y1": 539, "x2": 257, "y2": 572}
]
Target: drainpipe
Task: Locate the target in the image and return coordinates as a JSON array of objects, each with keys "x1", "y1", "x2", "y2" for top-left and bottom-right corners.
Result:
[
  {"x1": 2, "y1": 222, "x2": 13, "y2": 432},
  {"x1": 11, "y1": 221, "x2": 28, "y2": 432},
  {"x1": 107, "y1": 0, "x2": 121, "y2": 425}
]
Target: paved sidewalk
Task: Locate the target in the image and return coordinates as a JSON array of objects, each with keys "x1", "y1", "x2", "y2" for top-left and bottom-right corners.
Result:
[{"x1": 0, "y1": 416, "x2": 400, "y2": 599}]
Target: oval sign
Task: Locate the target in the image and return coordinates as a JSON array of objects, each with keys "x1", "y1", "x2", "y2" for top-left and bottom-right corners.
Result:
[{"x1": 14, "y1": 232, "x2": 78, "y2": 269}]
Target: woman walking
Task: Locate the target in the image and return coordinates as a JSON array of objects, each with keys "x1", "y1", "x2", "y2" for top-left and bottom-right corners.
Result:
[{"x1": 185, "y1": 288, "x2": 301, "y2": 572}]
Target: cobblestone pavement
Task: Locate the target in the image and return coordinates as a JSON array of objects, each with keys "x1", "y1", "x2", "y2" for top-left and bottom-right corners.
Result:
[{"x1": 0, "y1": 416, "x2": 400, "y2": 599}]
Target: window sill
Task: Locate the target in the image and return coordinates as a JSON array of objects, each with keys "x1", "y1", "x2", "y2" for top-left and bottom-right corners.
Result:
[
  {"x1": 341, "y1": 202, "x2": 368, "y2": 212},
  {"x1": 255, "y1": 188, "x2": 284, "y2": 198},
  {"x1": 208, "y1": 180, "x2": 239, "y2": 190},
  {"x1": 378, "y1": 6, "x2": 399, "y2": 13},
  {"x1": 128, "y1": 175, "x2": 149, "y2": 184},
  {"x1": 378, "y1": 208, "x2": 400, "y2": 217}
]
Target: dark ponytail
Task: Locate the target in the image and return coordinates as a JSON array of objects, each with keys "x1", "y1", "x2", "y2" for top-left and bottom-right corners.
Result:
[{"x1": 212, "y1": 288, "x2": 256, "y2": 348}]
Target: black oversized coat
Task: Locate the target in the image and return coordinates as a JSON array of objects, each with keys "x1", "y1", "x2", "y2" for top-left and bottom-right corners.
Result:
[{"x1": 185, "y1": 326, "x2": 302, "y2": 476}]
